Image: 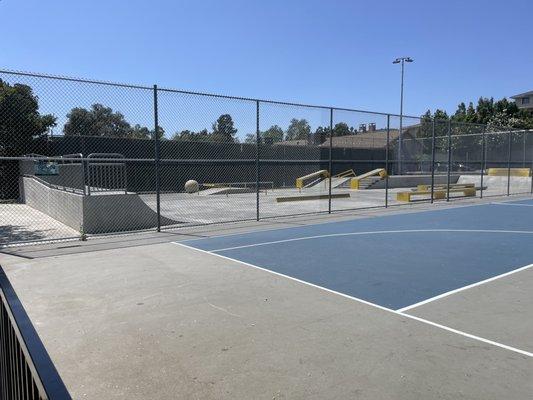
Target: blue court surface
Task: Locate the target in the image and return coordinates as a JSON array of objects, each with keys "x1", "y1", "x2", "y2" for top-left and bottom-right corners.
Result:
[{"x1": 183, "y1": 199, "x2": 533, "y2": 310}]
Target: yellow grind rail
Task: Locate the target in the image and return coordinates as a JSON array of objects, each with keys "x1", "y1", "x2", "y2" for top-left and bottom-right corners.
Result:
[
  {"x1": 295, "y1": 170, "x2": 330, "y2": 189},
  {"x1": 350, "y1": 168, "x2": 387, "y2": 189},
  {"x1": 487, "y1": 168, "x2": 531, "y2": 177},
  {"x1": 333, "y1": 169, "x2": 356, "y2": 179}
]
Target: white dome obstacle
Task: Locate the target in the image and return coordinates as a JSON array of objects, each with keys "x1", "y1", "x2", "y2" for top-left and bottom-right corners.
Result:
[{"x1": 184, "y1": 180, "x2": 199, "y2": 193}]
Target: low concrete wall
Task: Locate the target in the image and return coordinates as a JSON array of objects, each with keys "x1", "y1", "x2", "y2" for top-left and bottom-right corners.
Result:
[
  {"x1": 371, "y1": 174, "x2": 461, "y2": 189},
  {"x1": 21, "y1": 177, "x2": 179, "y2": 234},
  {"x1": 83, "y1": 194, "x2": 178, "y2": 234},
  {"x1": 458, "y1": 175, "x2": 532, "y2": 192},
  {"x1": 20, "y1": 177, "x2": 83, "y2": 231}
]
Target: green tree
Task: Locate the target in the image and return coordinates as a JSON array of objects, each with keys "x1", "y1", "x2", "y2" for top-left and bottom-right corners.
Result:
[
  {"x1": 332, "y1": 122, "x2": 352, "y2": 137},
  {"x1": 130, "y1": 124, "x2": 151, "y2": 139},
  {"x1": 454, "y1": 102, "x2": 467, "y2": 121},
  {"x1": 64, "y1": 104, "x2": 132, "y2": 137},
  {"x1": 314, "y1": 126, "x2": 329, "y2": 144},
  {"x1": 0, "y1": 79, "x2": 56, "y2": 155},
  {"x1": 244, "y1": 133, "x2": 256, "y2": 144},
  {"x1": 172, "y1": 129, "x2": 209, "y2": 142},
  {"x1": 64, "y1": 103, "x2": 159, "y2": 139},
  {"x1": 285, "y1": 118, "x2": 310, "y2": 141},
  {"x1": 130, "y1": 124, "x2": 165, "y2": 140},
  {"x1": 244, "y1": 125, "x2": 284, "y2": 144},
  {"x1": 263, "y1": 124, "x2": 284, "y2": 143},
  {"x1": 211, "y1": 114, "x2": 237, "y2": 142}
]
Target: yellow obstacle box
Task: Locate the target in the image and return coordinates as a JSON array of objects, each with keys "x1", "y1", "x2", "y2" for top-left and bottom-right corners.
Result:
[
  {"x1": 487, "y1": 168, "x2": 531, "y2": 177},
  {"x1": 350, "y1": 168, "x2": 387, "y2": 189},
  {"x1": 295, "y1": 170, "x2": 329, "y2": 189},
  {"x1": 397, "y1": 183, "x2": 476, "y2": 202}
]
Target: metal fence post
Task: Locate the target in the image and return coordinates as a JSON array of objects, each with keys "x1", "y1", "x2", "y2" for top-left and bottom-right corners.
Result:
[
  {"x1": 328, "y1": 108, "x2": 333, "y2": 214},
  {"x1": 530, "y1": 157, "x2": 533, "y2": 194},
  {"x1": 446, "y1": 120, "x2": 452, "y2": 201},
  {"x1": 81, "y1": 156, "x2": 87, "y2": 196},
  {"x1": 430, "y1": 118, "x2": 436, "y2": 203},
  {"x1": 153, "y1": 84, "x2": 161, "y2": 232},
  {"x1": 507, "y1": 130, "x2": 512, "y2": 196},
  {"x1": 256, "y1": 100, "x2": 260, "y2": 221},
  {"x1": 523, "y1": 130, "x2": 527, "y2": 167},
  {"x1": 480, "y1": 127, "x2": 486, "y2": 199},
  {"x1": 385, "y1": 115, "x2": 390, "y2": 208}
]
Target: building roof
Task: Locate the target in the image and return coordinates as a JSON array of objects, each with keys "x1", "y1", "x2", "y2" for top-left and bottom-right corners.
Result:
[
  {"x1": 510, "y1": 90, "x2": 533, "y2": 99},
  {"x1": 321, "y1": 129, "x2": 400, "y2": 149}
]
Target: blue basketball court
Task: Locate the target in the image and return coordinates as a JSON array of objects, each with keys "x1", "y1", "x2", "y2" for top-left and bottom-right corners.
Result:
[{"x1": 182, "y1": 199, "x2": 533, "y2": 311}]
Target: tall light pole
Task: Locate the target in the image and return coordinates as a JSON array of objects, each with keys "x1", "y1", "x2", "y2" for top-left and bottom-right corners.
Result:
[{"x1": 393, "y1": 56, "x2": 413, "y2": 175}]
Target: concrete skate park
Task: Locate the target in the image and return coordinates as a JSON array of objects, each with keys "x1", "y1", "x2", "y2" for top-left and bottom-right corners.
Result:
[{"x1": 2, "y1": 155, "x2": 531, "y2": 245}]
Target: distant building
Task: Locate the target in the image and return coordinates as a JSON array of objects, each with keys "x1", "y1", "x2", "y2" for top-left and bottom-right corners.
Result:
[
  {"x1": 320, "y1": 129, "x2": 400, "y2": 149},
  {"x1": 511, "y1": 91, "x2": 533, "y2": 113}
]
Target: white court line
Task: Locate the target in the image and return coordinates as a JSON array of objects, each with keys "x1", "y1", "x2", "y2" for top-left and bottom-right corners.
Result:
[
  {"x1": 179, "y1": 199, "x2": 500, "y2": 244},
  {"x1": 397, "y1": 263, "x2": 533, "y2": 312},
  {"x1": 172, "y1": 241, "x2": 533, "y2": 358},
  {"x1": 491, "y1": 202, "x2": 533, "y2": 207},
  {"x1": 209, "y1": 229, "x2": 533, "y2": 252}
]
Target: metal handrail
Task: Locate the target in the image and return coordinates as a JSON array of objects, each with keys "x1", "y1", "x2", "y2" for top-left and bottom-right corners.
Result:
[
  {"x1": 86, "y1": 153, "x2": 127, "y2": 195},
  {"x1": 0, "y1": 267, "x2": 71, "y2": 399}
]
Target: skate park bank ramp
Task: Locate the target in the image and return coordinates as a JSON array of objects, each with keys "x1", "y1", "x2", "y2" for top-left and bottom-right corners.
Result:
[{"x1": 20, "y1": 177, "x2": 179, "y2": 234}]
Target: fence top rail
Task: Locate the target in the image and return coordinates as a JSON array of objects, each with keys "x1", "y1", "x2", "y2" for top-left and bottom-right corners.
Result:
[
  {"x1": 87, "y1": 153, "x2": 125, "y2": 159},
  {"x1": 2, "y1": 156, "x2": 387, "y2": 163},
  {"x1": 0, "y1": 68, "x2": 152, "y2": 91},
  {"x1": 61, "y1": 153, "x2": 83, "y2": 159},
  {"x1": 0, "y1": 68, "x2": 421, "y2": 119}
]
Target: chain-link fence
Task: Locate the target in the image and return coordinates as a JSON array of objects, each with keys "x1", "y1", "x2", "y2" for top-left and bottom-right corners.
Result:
[{"x1": 1, "y1": 69, "x2": 532, "y2": 246}]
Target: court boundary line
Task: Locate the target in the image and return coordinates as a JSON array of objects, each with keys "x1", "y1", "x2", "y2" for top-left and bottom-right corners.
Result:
[
  {"x1": 172, "y1": 242, "x2": 533, "y2": 358},
  {"x1": 491, "y1": 202, "x2": 533, "y2": 207},
  {"x1": 208, "y1": 229, "x2": 533, "y2": 253},
  {"x1": 179, "y1": 197, "x2": 516, "y2": 245},
  {"x1": 397, "y1": 263, "x2": 533, "y2": 312}
]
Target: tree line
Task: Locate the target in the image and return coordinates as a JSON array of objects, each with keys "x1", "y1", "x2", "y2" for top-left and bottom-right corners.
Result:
[
  {"x1": 422, "y1": 97, "x2": 533, "y2": 130},
  {"x1": 0, "y1": 79, "x2": 365, "y2": 155},
  {"x1": 2, "y1": 78, "x2": 531, "y2": 157}
]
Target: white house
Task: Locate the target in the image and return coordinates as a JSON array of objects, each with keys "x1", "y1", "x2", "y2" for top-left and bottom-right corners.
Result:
[{"x1": 511, "y1": 90, "x2": 533, "y2": 112}]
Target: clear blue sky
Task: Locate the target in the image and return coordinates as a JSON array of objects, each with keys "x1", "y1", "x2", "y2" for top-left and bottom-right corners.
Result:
[{"x1": 0, "y1": 0, "x2": 531, "y2": 132}]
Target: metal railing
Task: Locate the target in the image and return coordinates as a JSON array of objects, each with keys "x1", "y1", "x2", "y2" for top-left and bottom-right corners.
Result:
[
  {"x1": 86, "y1": 153, "x2": 127, "y2": 195},
  {"x1": 0, "y1": 268, "x2": 71, "y2": 399}
]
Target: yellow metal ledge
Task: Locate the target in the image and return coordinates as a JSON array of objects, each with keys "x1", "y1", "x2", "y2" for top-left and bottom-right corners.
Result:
[{"x1": 487, "y1": 168, "x2": 531, "y2": 177}]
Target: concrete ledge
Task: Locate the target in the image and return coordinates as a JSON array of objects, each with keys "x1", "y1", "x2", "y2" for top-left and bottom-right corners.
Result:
[{"x1": 276, "y1": 193, "x2": 350, "y2": 202}]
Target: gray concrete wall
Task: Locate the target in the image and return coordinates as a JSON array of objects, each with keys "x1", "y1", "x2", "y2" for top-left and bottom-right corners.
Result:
[
  {"x1": 371, "y1": 174, "x2": 461, "y2": 189},
  {"x1": 19, "y1": 161, "x2": 85, "y2": 191},
  {"x1": 458, "y1": 175, "x2": 532, "y2": 192},
  {"x1": 20, "y1": 177, "x2": 83, "y2": 232},
  {"x1": 21, "y1": 177, "x2": 179, "y2": 234},
  {"x1": 82, "y1": 194, "x2": 178, "y2": 234}
]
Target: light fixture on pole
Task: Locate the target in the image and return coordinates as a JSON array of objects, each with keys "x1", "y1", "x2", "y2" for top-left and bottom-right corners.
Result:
[{"x1": 393, "y1": 56, "x2": 413, "y2": 175}]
